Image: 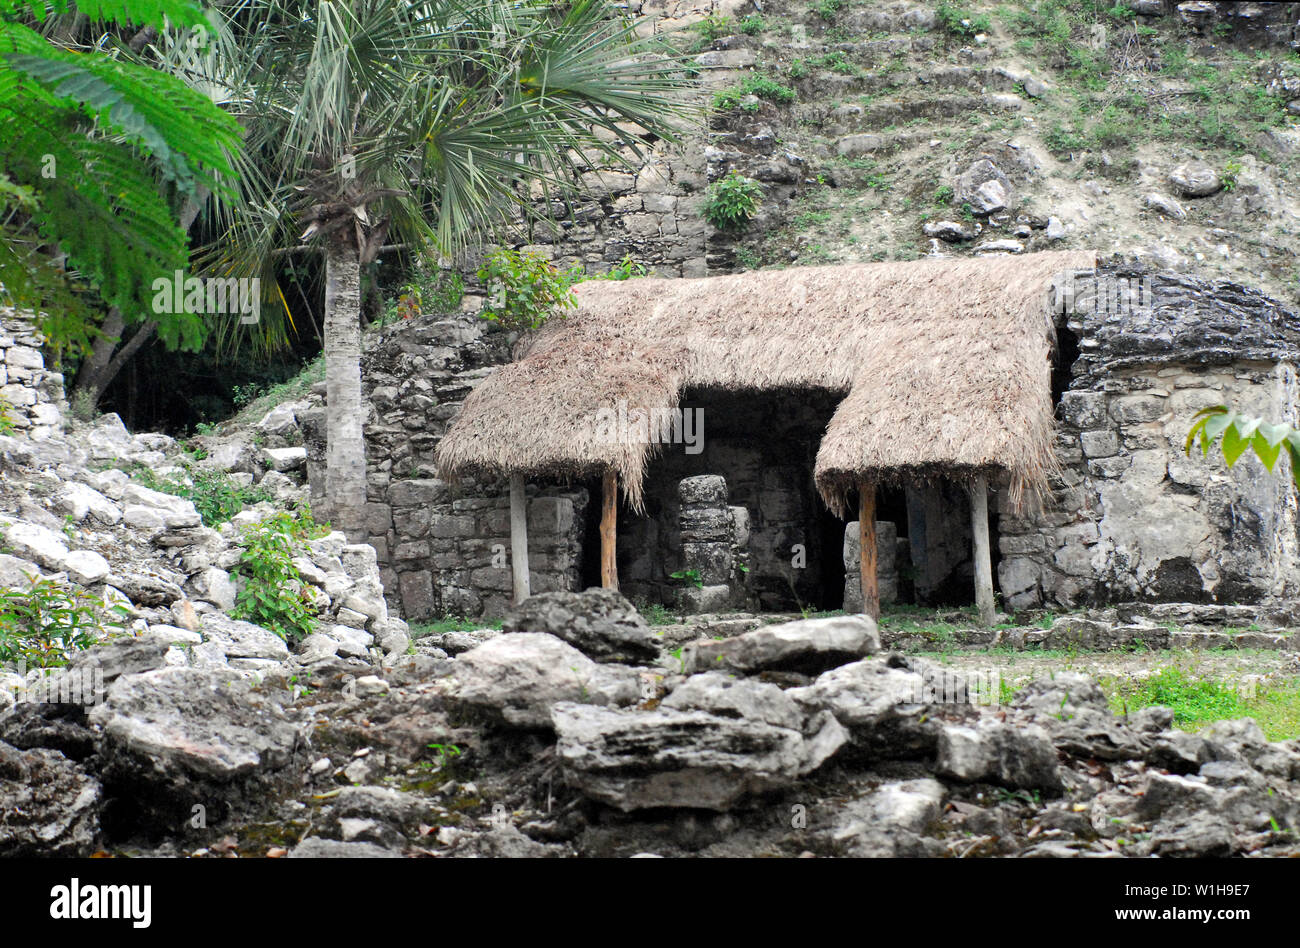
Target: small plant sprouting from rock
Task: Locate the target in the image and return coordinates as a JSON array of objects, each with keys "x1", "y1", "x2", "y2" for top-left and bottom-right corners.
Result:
[
  {"x1": 230, "y1": 509, "x2": 327, "y2": 643},
  {"x1": 1221, "y1": 158, "x2": 1243, "y2": 192},
  {"x1": 0, "y1": 576, "x2": 127, "y2": 668},
  {"x1": 670, "y1": 568, "x2": 704, "y2": 589},
  {"x1": 425, "y1": 742, "x2": 462, "y2": 770},
  {"x1": 703, "y1": 170, "x2": 763, "y2": 232}
]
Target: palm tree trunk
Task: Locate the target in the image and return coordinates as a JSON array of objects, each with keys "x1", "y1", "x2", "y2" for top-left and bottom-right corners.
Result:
[{"x1": 323, "y1": 237, "x2": 368, "y2": 537}]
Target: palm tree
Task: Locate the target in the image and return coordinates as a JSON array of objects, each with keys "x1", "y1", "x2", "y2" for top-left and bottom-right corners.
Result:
[{"x1": 187, "y1": 0, "x2": 695, "y2": 535}]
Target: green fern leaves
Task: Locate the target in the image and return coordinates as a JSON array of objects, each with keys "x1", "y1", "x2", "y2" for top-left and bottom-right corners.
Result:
[{"x1": 0, "y1": 2, "x2": 242, "y2": 356}]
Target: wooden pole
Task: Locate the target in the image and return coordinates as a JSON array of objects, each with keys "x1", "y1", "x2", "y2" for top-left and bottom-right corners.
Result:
[
  {"x1": 970, "y1": 475, "x2": 996, "y2": 627},
  {"x1": 858, "y1": 482, "x2": 879, "y2": 619},
  {"x1": 601, "y1": 470, "x2": 619, "y2": 591},
  {"x1": 509, "y1": 472, "x2": 530, "y2": 605}
]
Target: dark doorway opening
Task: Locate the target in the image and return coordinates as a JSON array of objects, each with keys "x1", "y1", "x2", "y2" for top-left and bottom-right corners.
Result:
[
  {"x1": 815, "y1": 504, "x2": 846, "y2": 611},
  {"x1": 1052, "y1": 321, "x2": 1081, "y2": 404}
]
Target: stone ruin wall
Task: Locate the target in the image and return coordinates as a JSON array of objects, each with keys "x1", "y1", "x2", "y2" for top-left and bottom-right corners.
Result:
[
  {"x1": 998, "y1": 267, "x2": 1300, "y2": 610},
  {"x1": 302, "y1": 317, "x2": 589, "y2": 621},
  {"x1": 0, "y1": 310, "x2": 66, "y2": 441}
]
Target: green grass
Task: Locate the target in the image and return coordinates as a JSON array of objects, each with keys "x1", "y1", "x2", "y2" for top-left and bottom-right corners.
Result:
[
  {"x1": 1104, "y1": 666, "x2": 1300, "y2": 741},
  {"x1": 877, "y1": 604, "x2": 974, "y2": 643},
  {"x1": 228, "y1": 354, "x2": 325, "y2": 430},
  {"x1": 713, "y1": 74, "x2": 797, "y2": 112},
  {"x1": 410, "y1": 616, "x2": 503, "y2": 636}
]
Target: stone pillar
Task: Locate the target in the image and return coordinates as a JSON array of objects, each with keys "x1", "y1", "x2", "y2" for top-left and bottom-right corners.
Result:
[
  {"x1": 843, "y1": 520, "x2": 898, "y2": 612},
  {"x1": 675, "y1": 474, "x2": 737, "y2": 613}
]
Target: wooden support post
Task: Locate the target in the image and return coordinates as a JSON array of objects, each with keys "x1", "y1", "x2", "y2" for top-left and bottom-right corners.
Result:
[
  {"x1": 601, "y1": 470, "x2": 619, "y2": 591},
  {"x1": 858, "y1": 482, "x2": 879, "y2": 620},
  {"x1": 509, "y1": 472, "x2": 530, "y2": 605},
  {"x1": 970, "y1": 475, "x2": 996, "y2": 627}
]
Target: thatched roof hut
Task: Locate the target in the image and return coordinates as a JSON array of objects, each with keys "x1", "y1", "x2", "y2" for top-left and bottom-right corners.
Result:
[{"x1": 434, "y1": 250, "x2": 1096, "y2": 514}]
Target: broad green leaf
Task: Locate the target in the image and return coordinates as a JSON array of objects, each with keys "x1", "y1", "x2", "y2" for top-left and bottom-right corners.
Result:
[
  {"x1": 1220, "y1": 423, "x2": 1251, "y2": 468},
  {"x1": 1252, "y1": 432, "x2": 1283, "y2": 471}
]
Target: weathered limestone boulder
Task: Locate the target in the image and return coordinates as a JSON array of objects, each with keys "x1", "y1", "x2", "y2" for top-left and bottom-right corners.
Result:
[
  {"x1": 552, "y1": 697, "x2": 847, "y2": 811},
  {"x1": 440, "y1": 632, "x2": 640, "y2": 728},
  {"x1": 922, "y1": 219, "x2": 980, "y2": 242},
  {"x1": 828, "y1": 779, "x2": 946, "y2": 857},
  {"x1": 188, "y1": 565, "x2": 238, "y2": 610},
  {"x1": 661, "y1": 672, "x2": 804, "y2": 730},
  {"x1": 0, "y1": 552, "x2": 42, "y2": 588},
  {"x1": 120, "y1": 482, "x2": 201, "y2": 529},
  {"x1": 954, "y1": 158, "x2": 1013, "y2": 214},
  {"x1": 936, "y1": 720, "x2": 1064, "y2": 792},
  {"x1": 685, "y1": 614, "x2": 880, "y2": 676},
  {"x1": 1169, "y1": 160, "x2": 1222, "y2": 197},
  {"x1": 108, "y1": 569, "x2": 184, "y2": 606},
  {"x1": 256, "y1": 401, "x2": 305, "y2": 438},
  {"x1": 89, "y1": 667, "x2": 304, "y2": 827},
  {"x1": 1, "y1": 520, "x2": 68, "y2": 571},
  {"x1": 414, "y1": 628, "x2": 499, "y2": 656},
  {"x1": 0, "y1": 741, "x2": 102, "y2": 856},
  {"x1": 66, "y1": 638, "x2": 169, "y2": 685},
  {"x1": 199, "y1": 612, "x2": 290, "y2": 661},
  {"x1": 288, "y1": 838, "x2": 401, "y2": 858},
  {"x1": 502, "y1": 588, "x2": 659, "y2": 663},
  {"x1": 262, "y1": 446, "x2": 307, "y2": 472},
  {"x1": 1143, "y1": 191, "x2": 1187, "y2": 220},
  {"x1": 55, "y1": 481, "x2": 122, "y2": 525},
  {"x1": 786, "y1": 656, "x2": 962, "y2": 757},
  {"x1": 63, "y1": 549, "x2": 110, "y2": 585}
]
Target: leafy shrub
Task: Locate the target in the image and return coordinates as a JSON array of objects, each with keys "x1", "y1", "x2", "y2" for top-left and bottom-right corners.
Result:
[
  {"x1": 231, "y1": 382, "x2": 265, "y2": 408},
  {"x1": 589, "y1": 255, "x2": 652, "y2": 281},
  {"x1": 133, "y1": 464, "x2": 272, "y2": 527},
  {"x1": 229, "y1": 510, "x2": 326, "y2": 643},
  {"x1": 933, "y1": 184, "x2": 954, "y2": 205},
  {"x1": 812, "y1": 51, "x2": 857, "y2": 75},
  {"x1": 936, "y1": 3, "x2": 991, "y2": 37},
  {"x1": 670, "y1": 568, "x2": 703, "y2": 589},
  {"x1": 0, "y1": 576, "x2": 127, "y2": 668},
  {"x1": 738, "y1": 14, "x2": 765, "y2": 36},
  {"x1": 713, "y1": 74, "x2": 797, "y2": 112},
  {"x1": 703, "y1": 170, "x2": 763, "y2": 231},
  {"x1": 1221, "y1": 158, "x2": 1243, "y2": 191},
  {"x1": 477, "y1": 248, "x2": 580, "y2": 330},
  {"x1": 387, "y1": 264, "x2": 465, "y2": 323},
  {"x1": 692, "y1": 13, "x2": 733, "y2": 47},
  {"x1": 813, "y1": 0, "x2": 843, "y2": 22},
  {"x1": 0, "y1": 394, "x2": 13, "y2": 435}
]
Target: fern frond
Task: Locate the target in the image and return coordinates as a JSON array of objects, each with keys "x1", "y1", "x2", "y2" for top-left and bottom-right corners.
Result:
[{"x1": 0, "y1": 0, "x2": 207, "y2": 30}]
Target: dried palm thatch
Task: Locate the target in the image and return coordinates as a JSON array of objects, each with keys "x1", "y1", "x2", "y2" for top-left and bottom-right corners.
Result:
[{"x1": 434, "y1": 249, "x2": 1096, "y2": 513}]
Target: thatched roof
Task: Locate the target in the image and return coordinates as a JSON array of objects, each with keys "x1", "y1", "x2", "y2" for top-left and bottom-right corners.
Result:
[{"x1": 434, "y1": 250, "x2": 1097, "y2": 514}]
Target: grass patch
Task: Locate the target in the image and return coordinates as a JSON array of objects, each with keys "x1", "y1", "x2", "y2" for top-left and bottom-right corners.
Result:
[
  {"x1": 713, "y1": 74, "x2": 797, "y2": 112},
  {"x1": 878, "y1": 604, "x2": 976, "y2": 644},
  {"x1": 228, "y1": 354, "x2": 325, "y2": 430},
  {"x1": 1105, "y1": 666, "x2": 1300, "y2": 741},
  {"x1": 410, "y1": 616, "x2": 504, "y2": 636}
]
